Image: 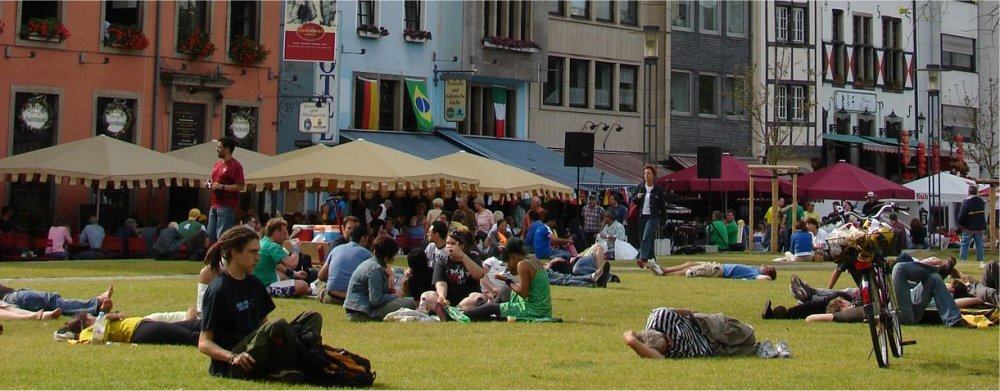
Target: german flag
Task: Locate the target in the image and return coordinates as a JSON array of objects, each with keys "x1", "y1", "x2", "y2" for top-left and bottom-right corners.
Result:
[{"x1": 359, "y1": 78, "x2": 380, "y2": 129}]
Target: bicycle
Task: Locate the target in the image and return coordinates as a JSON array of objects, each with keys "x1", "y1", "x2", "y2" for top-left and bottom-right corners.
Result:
[{"x1": 825, "y1": 203, "x2": 915, "y2": 368}]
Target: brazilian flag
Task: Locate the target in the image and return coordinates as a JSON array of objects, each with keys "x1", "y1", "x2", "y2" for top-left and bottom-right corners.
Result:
[{"x1": 405, "y1": 79, "x2": 433, "y2": 131}]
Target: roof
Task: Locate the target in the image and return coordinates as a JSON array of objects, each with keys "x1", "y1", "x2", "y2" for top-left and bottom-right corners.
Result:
[
  {"x1": 825, "y1": 133, "x2": 915, "y2": 154},
  {"x1": 340, "y1": 129, "x2": 464, "y2": 160},
  {"x1": 167, "y1": 142, "x2": 274, "y2": 174},
  {"x1": 667, "y1": 154, "x2": 758, "y2": 169},
  {"x1": 435, "y1": 129, "x2": 632, "y2": 188},
  {"x1": 592, "y1": 151, "x2": 666, "y2": 184}
]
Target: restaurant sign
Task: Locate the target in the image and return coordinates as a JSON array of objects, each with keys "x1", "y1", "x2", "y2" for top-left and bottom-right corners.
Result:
[
  {"x1": 102, "y1": 99, "x2": 132, "y2": 136},
  {"x1": 229, "y1": 109, "x2": 255, "y2": 140},
  {"x1": 19, "y1": 95, "x2": 53, "y2": 133}
]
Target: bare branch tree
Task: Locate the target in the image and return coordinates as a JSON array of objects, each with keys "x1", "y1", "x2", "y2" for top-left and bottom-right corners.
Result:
[
  {"x1": 731, "y1": 48, "x2": 816, "y2": 165},
  {"x1": 964, "y1": 77, "x2": 1000, "y2": 179}
]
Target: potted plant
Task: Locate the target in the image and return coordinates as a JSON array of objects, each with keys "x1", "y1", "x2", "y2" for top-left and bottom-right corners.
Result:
[
  {"x1": 483, "y1": 36, "x2": 539, "y2": 53},
  {"x1": 104, "y1": 24, "x2": 149, "y2": 51},
  {"x1": 357, "y1": 24, "x2": 389, "y2": 38},
  {"x1": 403, "y1": 29, "x2": 432, "y2": 42},
  {"x1": 229, "y1": 36, "x2": 270, "y2": 66},
  {"x1": 20, "y1": 18, "x2": 70, "y2": 42},
  {"x1": 178, "y1": 28, "x2": 215, "y2": 60}
]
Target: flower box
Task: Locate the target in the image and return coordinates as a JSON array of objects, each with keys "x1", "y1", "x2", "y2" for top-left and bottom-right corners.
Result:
[
  {"x1": 178, "y1": 28, "x2": 215, "y2": 60},
  {"x1": 403, "y1": 29, "x2": 432, "y2": 43},
  {"x1": 104, "y1": 24, "x2": 149, "y2": 51},
  {"x1": 20, "y1": 18, "x2": 69, "y2": 42},
  {"x1": 482, "y1": 36, "x2": 538, "y2": 53},
  {"x1": 357, "y1": 24, "x2": 389, "y2": 39},
  {"x1": 229, "y1": 36, "x2": 270, "y2": 66}
]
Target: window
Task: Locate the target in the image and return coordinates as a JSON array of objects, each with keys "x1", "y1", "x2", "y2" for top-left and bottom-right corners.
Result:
[
  {"x1": 700, "y1": 0, "x2": 719, "y2": 33},
  {"x1": 404, "y1": 1, "x2": 422, "y2": 31},
  {"x1": 95, "y1": 97, "x2": 137, "y2": 142},
  {"x1": 942, "y1": 105, "x2": 977, "y2": 139},
  {"x1": 485, "y1": 1, "x2": 532, "y2": 40},
  {"x1": 550, "y1": 0, "x2": 564, "y2": 15},
  {"x1": 569, "y1": 59, "x2": 589, "y2": 108},
  {"x1": 352, "y1": 78, "x2": 409, "y2": 131},
  {"x1": 229, "y1": 0, "x2": 258, "y2": 42},
  {"x1": 544, "y1": 56, "x2": 565, "y2": 106},
  {"x1": 775, "y1": 6, "x2": 787, "y2": 41},
  {"x1": 671, "y1": 1, "x2": 691, "y2": 30},
  {"x1": 104, "y1": 0, "x2": 141, "y2": 27},
  {"x1": 177, "y1": 0, "x2": 209, "y2": 52},
  {"x1": 459, "y1": 86, "x2": 516, "y2": 137},
  {"x1": 618, "y1": 0, "x2": 637, "y2": 25},
  {"x1": 225, "y1": 106, "x2": 258, "y2": 150},
  {"x1": 698, "y1": 74, "x2": 717, "y2": 115},
  {"x1": 595, "y1": 62, "x2": 614, "y2": 110},
  {"x1": 852, "y1": 15, "x2": 875, "y2": 87},
  {"x1": 792, "y1": 8, "x2": 805, "y2": 43},
  {"x1": 671, "y1": 71, "x2": 690, "y2": 113},
  {"x1": 722, "y1": 76, "x2": 743, "y2": 116},
  {"x1": 569, "y1": 0, "x2": 588, "y2": 18},
  {"x1": 942, "y1": 34, "x2": 976, "y2": 72},
  {"x1": 831, "y1": 9, "x2": 846, "y2": 84},
  {"x1": 619, "y1": 65, "x2": 637, "y2": 112},
  {"x1": 884, "y1": 116, "x2": 903, "y2": 139},
  {"x1": 358, "y1": 0, "x2": 376, "y2": 26},
  {"x1": 595, "y1": 1, "x2": 613, "y2": 22},
  {"x1": 791, "y1": 86, "x2": 805, "y2": 120},
  {"x1": 11, "y1": 92, "x2": 57, "y2": 230},
  {"x1": 883, "y1": 17, "x2": 904, "y2": 90},
  {"x1": 775, "y1": 85, "x2": 787, "y2": 119},
  {"x1": 726, "y1": 1, "x2": 746, "y2": 37},
  {"x1": 19, "y1": 1, "x2": 61, "y2": 37},
  {"x1": 378, "y1": 80, "x2": 399, "y2": 130}
]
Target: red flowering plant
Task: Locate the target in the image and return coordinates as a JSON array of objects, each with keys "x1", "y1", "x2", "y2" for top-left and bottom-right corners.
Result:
[
  {"x1": 20, "y1": 18, "x2": 70, "y2": 41},
  {"x1": 105, "y1": 24, "x2": 149, "y2": 51},
  {"x1": 403, "y1": 29, "x2": 432, "y2": 41},
  {"x1": 177, "y1": 28, "x2": 215, "y2": 60},
  {"x1": 228, "y1": 36, "x2": 270, "y2": 66},
  {"x1": 357, "y1": 24, "x2": 389, "y2": 37}
]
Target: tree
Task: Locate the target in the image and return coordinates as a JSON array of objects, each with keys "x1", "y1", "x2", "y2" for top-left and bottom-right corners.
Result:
[
  {"x1": 731, "y1": 48, "x2": 816, "y2": 165},
  {"x1": 963, "y1": 77, "x2": 999, "y2": 179}
]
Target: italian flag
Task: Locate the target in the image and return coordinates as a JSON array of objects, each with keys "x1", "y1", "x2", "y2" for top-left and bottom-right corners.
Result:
[
  {"x1": 492, "y1": 86, "x2": 506, "y2": 138},
  {"x1": 359, "y1": 78, "x2": 380, "y2": 130}
]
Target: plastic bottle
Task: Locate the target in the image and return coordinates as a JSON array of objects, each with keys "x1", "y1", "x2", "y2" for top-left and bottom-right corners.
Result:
[{"x1": 92, "y1": 312, "x2": 107, "y2": 344}]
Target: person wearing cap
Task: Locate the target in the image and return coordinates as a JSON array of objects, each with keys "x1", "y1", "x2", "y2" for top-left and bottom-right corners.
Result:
[
  {"x1": 462, "y1": 238, "x2": 553, "y2": 321},
  {"x1": 179, "y1": 209, "x2": 209, "y2": 261},
  {"x1": 207, "y1": 137, "x2": 245, "y2": 243},
  {"x1": 859, "y1": 191, "x2": 883, "y2": 217}
]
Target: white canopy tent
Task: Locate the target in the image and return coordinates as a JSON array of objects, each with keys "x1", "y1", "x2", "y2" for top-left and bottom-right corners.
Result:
[{"x1": 903, "y1": 173, "x2": 989, "y2": 204}]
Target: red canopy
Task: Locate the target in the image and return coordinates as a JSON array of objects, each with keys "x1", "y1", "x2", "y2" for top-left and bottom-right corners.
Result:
[
  {"x1": 656, "y1": 155, "x2": 791, "y2": 193},
  {"x1": 796, "y1": 162, "x2": 915, "y2": 200}
]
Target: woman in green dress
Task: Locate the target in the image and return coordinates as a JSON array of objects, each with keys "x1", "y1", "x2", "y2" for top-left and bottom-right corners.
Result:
[{"x1": 463, "y1": 238, "x2": 552, "y2": 321}]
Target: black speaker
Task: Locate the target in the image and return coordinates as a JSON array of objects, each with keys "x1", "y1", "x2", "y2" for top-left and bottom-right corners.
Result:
[
  {"x1": 697, "y1": 146, "x2": 722, "y2": 179},
  {"x1": 564, "y1": 132, "x2": 595, "y2": 167}
]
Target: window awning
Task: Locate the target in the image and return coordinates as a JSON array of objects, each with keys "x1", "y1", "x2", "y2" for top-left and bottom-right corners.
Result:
[
  {"x1": 666, "y1": 154, "x2": 758, "y2": 169},
  {"x1": 824, "y1": 133, "x2": 896, "y2": 153},
  {"x1": 339, "y1": 129, "x2": 464, "y2": 160}
]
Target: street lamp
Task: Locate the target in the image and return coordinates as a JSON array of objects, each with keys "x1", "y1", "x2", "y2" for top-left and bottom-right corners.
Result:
[
  {"x1": 634, "y1": 25, "x2": 666, "y2": 164},
  {"x1": 917, "y1": 64, "x2": 946, "y2": 247}
]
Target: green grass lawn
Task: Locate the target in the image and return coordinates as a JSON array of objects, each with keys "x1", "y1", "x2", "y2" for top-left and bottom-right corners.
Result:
[{"x1": 1, "y1": 250, "x2": 997, "y2": 389}]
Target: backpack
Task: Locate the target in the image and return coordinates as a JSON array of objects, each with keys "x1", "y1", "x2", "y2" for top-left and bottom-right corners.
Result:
[{"x1": 289, "y1": 313, "x2": 376, "y2": 387}]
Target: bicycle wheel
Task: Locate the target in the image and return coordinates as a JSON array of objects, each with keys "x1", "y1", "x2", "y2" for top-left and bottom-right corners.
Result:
[
  {"x1": 863, "y1": 271, "x2": 890, "y2": 368},
  {"x1": 878, "y1": 264, "x2": 903, "y2": 358}
]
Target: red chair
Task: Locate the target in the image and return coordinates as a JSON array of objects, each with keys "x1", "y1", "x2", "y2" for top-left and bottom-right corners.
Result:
[
  {"x1": 32, "y1": 238, "x2": 52, "y2": 257},
  {"x1": 101, "y1": 237, "x2": 124, "y2": 258},
  {"x1": 0, "y1": 234, "x2": 16, "y2": 260},
  {"x1": 127, "y1": 237, "x2": 148, "y2": 258}
]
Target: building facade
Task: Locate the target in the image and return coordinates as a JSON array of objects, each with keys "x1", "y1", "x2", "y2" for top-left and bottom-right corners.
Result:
[
  {"x1": 529, "y1": 0, "x2": 668, "y2": 177},
  {"x1": 818, "y1": 1, "x2": 916, "y2": 181},
  {"x1": 0, "y1": 0, "x2": 281, "y2": 230},
  {"x1": 669, "y1": 0, "x2": 753, "y2": 160}
]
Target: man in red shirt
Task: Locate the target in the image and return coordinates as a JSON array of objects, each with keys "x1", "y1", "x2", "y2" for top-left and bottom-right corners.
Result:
[{"x1": 207, "y1": 137, "x2": 245, "y2": 242}]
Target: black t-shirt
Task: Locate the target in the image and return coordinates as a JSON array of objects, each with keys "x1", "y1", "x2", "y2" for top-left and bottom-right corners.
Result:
[
  {"x1": 432, "y1": 256, "x2": 482, "y2": 305},
  {"x1": 201, "y1": 272, "x2": 275, "y2": 376}
]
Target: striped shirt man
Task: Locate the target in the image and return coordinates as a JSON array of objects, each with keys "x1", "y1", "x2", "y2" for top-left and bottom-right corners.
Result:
[{"x1": 645, "y1": 307, "x2": 713, "y2": 358}]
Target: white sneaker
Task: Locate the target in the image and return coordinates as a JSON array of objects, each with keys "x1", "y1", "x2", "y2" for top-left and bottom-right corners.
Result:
[
  {"x1": 980, "y1": 262, "x2": 986, "y2": 269},
  {"x1": 776, "y1": 341, "x2": 792, "y2": 358},
  {"x1": 757, "y1": 340, "x2": 779, "y2": 358},
  {"x1": 53, "y1": 329, "x2": 76, "y2": 342},
  {"x1": 646, "y1": 258, "x2": 664, "y2": 276}
]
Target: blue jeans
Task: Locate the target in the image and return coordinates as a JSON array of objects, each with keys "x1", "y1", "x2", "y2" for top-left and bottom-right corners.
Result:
[
  {"x1": 572, "y1": 255, "x2": 598, "y2": 276},
  {"x1": 546, "y1": 249, "x2": 571, "y2": 261},
  {"x1": 207, "y1": 206, "x2": 236, "y2": 242},
  {"x1": 547, "y1": 270, "x2": 593, "y2": 287},
  {"x1": 959, "y1": 231, "x2": 984, "y2": 262},
  {"x1": 4, "y1": 290, "x2": 100, "y2": 316},
  {"x1": 891, "y1": 256, "x2": 962, "y2": 326},
  {"x1": 639, "y1": 215, "x2": 658, "y2": 261}
]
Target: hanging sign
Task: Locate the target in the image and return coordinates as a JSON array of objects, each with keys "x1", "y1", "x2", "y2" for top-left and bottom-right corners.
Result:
[
  {"x1": 283, "y1": 0, "x2": 337, "y2": 62},
  {"x1": 102, "y1": 99, "x2": 132, "y2": 136},
  {"x1": 19, "y1": 95, "x2": 53, "y2": 133},
  {"x1": 229, "y1": 109, "x2": 255, "y2": 140},
  {"x1": 444, "y1": 78, "x2": 467, "y2": 122},
  {"x1": 299, "y1": 102, "x2": 331, "y2": 134}
]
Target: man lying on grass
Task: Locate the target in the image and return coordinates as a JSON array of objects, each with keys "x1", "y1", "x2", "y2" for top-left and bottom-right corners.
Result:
[
  {"x1": 651, "y1": 261, "x2": 776, "y2": 281},
  {"x1": 0, "y1": 283, "x2": 113, "y2": 317},
  {"x1": 622, "y1": 307, "x2": 789, "y2": 359}
]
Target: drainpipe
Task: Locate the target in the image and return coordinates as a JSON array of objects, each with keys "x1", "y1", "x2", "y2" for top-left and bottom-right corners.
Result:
[{"x1": 151, "y1": 1, "x2": 162, "y2": 151}]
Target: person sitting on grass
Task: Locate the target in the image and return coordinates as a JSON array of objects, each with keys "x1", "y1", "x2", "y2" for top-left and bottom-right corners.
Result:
[
  {"x1": 707, "y1": 211, "x2": 733, "y2": 251},
  {"x1": 198, "y1": 226, "x2": 329, "y2": 382},
  {"x1": 622, "y1": 307, "x2": 782, "y2": 359},
  {"x1": 655, "y1": 262, "x2": 776, "y2": 281},
  {"x1": 45, "y1": 219, "x2": 73, "y2": 260},
  {"x1": 533, "y1": 215, "x2": 574, "y2": 260},
  {"x1": 0, "y1": 283, "x2": 113, "y2": 316},
  {"x1": 0, "y1": 300, "x2": 62, "y2": 321},
  {"x1": 596, "y1": 210, "x2": 626, "y2": 259},
  {"x1": 317, "y1": 224, "x2": 371, "y2": 305},
  {"x1": 522, "y1": 209, "x2": 545, "y2": 253},
  {"x1": 432, "y1": 228, "x2": 488, "y2": 309},
  {"x1": 771, "y1": 220, "x2": 813, "y2": 262},
  {"x1": 343, "y1": 235, "x2": 416, "y2": 322},
  {"x1": 252, "y1": 218, "x2": 309, "y2": 298},
  {"x1": 464, "y1": 238, "x2": 553, "y2": 321},
  {"x1": 74, "y1": 215, "x2": 106, "y2": 260},
  {"x1": 62, "y1": 309, "x2": 200, "y2": 345}
]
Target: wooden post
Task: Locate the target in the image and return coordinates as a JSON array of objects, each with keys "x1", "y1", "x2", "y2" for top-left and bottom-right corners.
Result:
[
  {"x1": 991, "y1": 185, "x2": 998, "y2": 247},
  {"x1": 770, "y1": 177, "x2": 779, "y2": 253},
  {"x1": 792, "y1": 173, "x2": 798, "y2": 224},
  {"x1": 747, "y1": 168, "x2": 754, "y2": 253}
]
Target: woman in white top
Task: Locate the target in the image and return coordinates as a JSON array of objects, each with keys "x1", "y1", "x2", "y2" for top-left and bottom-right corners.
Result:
[{"x1": 632, "y1": 165, "x2": 666, "y2": 275}]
